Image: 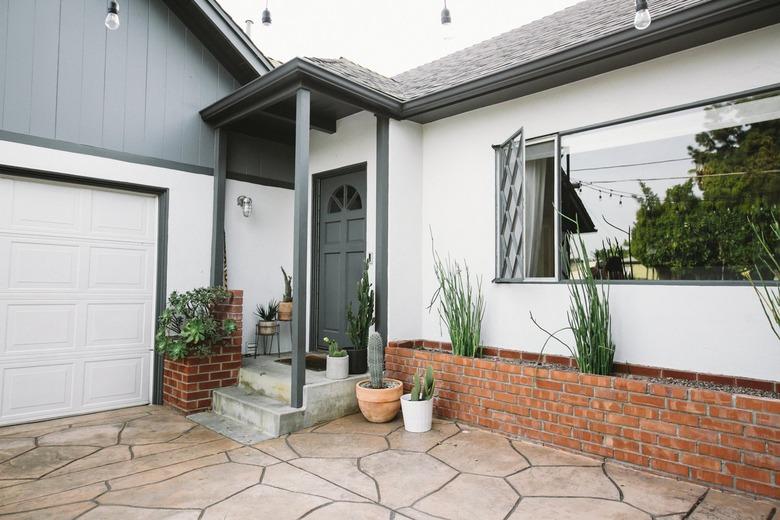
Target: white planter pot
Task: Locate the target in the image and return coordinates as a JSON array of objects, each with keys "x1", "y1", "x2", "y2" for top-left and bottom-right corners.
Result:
[
  {"x1": 326, "y1": 355, "x2": 349, "y2": 380},
  {"x1": 401, "y1": 394, "x2": 433, "y2": 433}
]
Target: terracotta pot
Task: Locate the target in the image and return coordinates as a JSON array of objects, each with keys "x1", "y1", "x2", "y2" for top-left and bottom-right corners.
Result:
[
  {"x1": 355, "y1": 379, "x2": 403, "y2": 423},
  {"x1": 278, "y1": 301, "x2": 293, "y2": 321}
]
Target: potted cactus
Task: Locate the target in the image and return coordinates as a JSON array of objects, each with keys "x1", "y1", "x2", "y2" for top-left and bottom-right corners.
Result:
[
  {"x1": 255, "y1": 300, "x2": 279, "y2": 336},
  {"x1": 279, "y1": 267, "x2": 293, "y2": 321},
  {"x1": 323, "y1": 337, "x2": 349, "y2": 380},
  {"x1": 401, "y1": 366, "x2": 435, "y2": 432},
  {"x1": 355, "y1": 332, "x2": 402, "y2": 423},
  {"x1": 345, "y1": 256, "x2": 374, "y2": 374}
]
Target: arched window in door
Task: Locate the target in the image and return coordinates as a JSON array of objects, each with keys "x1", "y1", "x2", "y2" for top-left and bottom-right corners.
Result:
[{"x1": 327, "y1": 184, "x2": 362, "y2": 213}]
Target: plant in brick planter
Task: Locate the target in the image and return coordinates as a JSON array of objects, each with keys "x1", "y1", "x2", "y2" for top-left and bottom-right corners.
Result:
[
  {"x1": 531, "y1": 224, "x2": 615, "y2": 375},
  {"x1": 346, "y1": 256, "x2": 375, "y2": 374},
  {"x1": 401, "y1": 366, "x2": 435, "y2": 432},
  {"x1": 155, "y1": 287, "x2": 237, "y2": 360},
  {"x1": 428, "y1": 243, "x2": 485, "y2": 357},
  {"x1": 356, "y1": 332, "x2": 402, "y2": 422}
]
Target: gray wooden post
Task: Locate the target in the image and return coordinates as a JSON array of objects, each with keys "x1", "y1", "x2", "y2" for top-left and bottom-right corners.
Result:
[
  {"x1": 375, "y1": 115, "x2": 389, "y2": 344},
  {"x1": 291, "y1": 89, "x2": 311, "y2": 408},
  {"x1": 210, "y1": 128, "x2": 227, "y2": 287}
]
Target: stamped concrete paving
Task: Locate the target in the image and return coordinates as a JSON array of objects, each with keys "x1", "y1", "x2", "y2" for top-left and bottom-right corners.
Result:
[{"x1": 0, "y1": 406, "x2": 776, "y2": 519}]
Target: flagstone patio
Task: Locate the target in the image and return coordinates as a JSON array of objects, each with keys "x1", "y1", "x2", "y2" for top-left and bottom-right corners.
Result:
[{"x1": 0, "y1": 405, "x2": 776, "y2": 519}]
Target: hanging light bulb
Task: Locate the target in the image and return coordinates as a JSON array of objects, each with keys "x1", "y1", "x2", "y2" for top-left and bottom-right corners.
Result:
[
  {"x1": 105, "y1": 0, "x2": 120, "y2": 31},
  {"x1": 261, "y1": 0, "x2": 272, "y2": 26},
  {"x1": 634, "y1": 0, "x2": 651, "y2": 30},
  {"x1": 440, "y1": 0, "x2": 452, "y2": 25}
]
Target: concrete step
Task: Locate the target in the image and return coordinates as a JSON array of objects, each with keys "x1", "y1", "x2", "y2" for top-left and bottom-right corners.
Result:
[
  {"x1": 187, "y1": 411, "x2": 274, "y2": 445},
  {"x1": 212, "y1": 386, "x2": 305, "y2": 437}
]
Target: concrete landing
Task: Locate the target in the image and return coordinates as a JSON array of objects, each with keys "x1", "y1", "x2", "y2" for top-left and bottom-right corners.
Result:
[{"x1": 207, "y1": 355, "x2": 367, "y2": 439}]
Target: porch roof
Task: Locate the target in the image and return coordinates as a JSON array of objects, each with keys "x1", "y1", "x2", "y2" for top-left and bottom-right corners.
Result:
[{"x1": 199, "y1": 57, "x2": 403, "y2": 142}]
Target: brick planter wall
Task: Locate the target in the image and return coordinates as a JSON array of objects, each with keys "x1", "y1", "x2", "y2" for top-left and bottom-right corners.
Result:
[
  {"x1": 162, "y1": 290, "x2": 243, "y2": 413},
  {"x1": 386, "y1": 341, "x2": 780, "y2": 500}
]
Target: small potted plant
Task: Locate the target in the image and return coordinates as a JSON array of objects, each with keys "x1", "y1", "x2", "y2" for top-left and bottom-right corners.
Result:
[
  {"x1": 279, "y1": 267, "x2": 293, "y2": 321},
  {"x1": 323, "y1": 337, "x2": 349, "y2": 380},
  {"x1": 356, "y1": 332, "x2": 402, "y2": 423},
  {"x1": 255, "y1": 299, "x2": 279, "y2": 336},
  {"x1": 346, "y1": 256, "x2": 374, "y2": 374},
  {"x1": 401, "y1": 366, "x2": 435, "y2": 432}
]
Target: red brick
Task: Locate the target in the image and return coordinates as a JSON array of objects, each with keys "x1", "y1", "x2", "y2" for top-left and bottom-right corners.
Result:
[
  {"x1": 735, "y1": 396, "x2": 780, "y2": 414},
  {"x1": 650, "y1": 459, "x2": 689, "y2": 477},
  {"x1": 639, "y1": 419, "x2": 677, "y2": 435},
  {"x1": 623, "y1": 428, "x2": 656, "y2": 444},
  {"x1": 660, "y1": 411, "x2": 699, "y2": 427},
  {"x1": 743, "y1": 453, "x2": 780, "y2": 471},
  {"x1": 648, "y1": 384, "x2": 688, "y2": 399},
  {"x1": 721, "y1": 433, "x2": 766, "y2": 452},
  {"x1": 581, "y1": 442, "x2": 613, "y2": 458},
  {"x1": 679, "y1": 426, "x2": 718, "y2": 443},
  {"x1": 624, "y1": 405, "x2": 658, "y2": 419},
  {"x1": 690, "y1": 389, "x2": 733, "y2": 405},
  {"x1": 565, "y1": 383, "x2": 595, "y2": 396},
  {"x1": 629, "y1": 394, "x2": 666, "y2": 408},
  {"x1": 643, "y1": 444, "x2": 680, "y2": 462},
  {"x1": 668, "y1": 400, "x2": 706, "y2": 415},
  {"x1": 658, "y1": 435, "x2": 696, "y2": 452},
  {"x1": 699, "y1": 417, "x2": 744, "y2": 434},
  {"x1": 591, "y1": 400, "x2": 622, "y2": 413},
  {"x1": 679, "y1": 453, "x2": 720, "y2": 471},
  {"x1": 614, "y1": 450, "x2": 649, "y2": 467},
  {"x1": 607, "y1": 414, "x2": 639, "y2": 428},
  {"x1": 692, "y1": 469, "x2": 734, "y2": 487},
  {"x1": 614, "y1": 378, "x2": 648, "y2": 393},
  {"x1": 550, "y1": 370, "x2": 579, "y2": 383},
  {"x1": 580, "y1": 374, "x2": 612, "y2": 387},
  {"x1": 537, "y1": 379, "x2": 563, "y2": 392},
  {"x1": 724, "y1": 463, "x2": 772, "y2": 483},
  {"x1": 709, "y1": 406, "x2": 752, "y2": 422},
  {"x1": 698, "y1": 443, "x2": 740, "y2": 462},
  {"x1": 735, "y1": 479, "x2": 780, "y2": 499}
]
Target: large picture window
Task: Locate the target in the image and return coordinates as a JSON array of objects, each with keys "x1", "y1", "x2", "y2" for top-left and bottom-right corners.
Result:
[{"x1": 497, "y1": 89, "x2": 780, "y2": 283}]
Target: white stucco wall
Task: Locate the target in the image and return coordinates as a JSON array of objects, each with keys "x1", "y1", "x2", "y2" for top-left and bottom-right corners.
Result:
[
  {"x1": 388, "y1": 120, "x2": 424, "y2": 340},
  {"x1": 0, "y1": 139, "x2": 213, "y2": 294},
  {"x1": 309, "y1": 112, "x2": 378, "y2": 347},
  {"x1": 418, "y1": 25, "x2": 780, "y2": 381},
  {"x1": 224, "y1": 179, "x2": 294, "y2": 353}
]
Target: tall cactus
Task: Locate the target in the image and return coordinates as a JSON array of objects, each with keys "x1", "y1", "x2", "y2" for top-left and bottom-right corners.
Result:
[{"x1": 367, "y1": 331, "x2": 384, "y2": 389}]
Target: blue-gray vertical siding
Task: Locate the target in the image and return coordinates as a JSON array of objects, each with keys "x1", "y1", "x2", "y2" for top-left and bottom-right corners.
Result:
[{"x1": 0, "y1": 0, "x2": 239, "y2": 170}]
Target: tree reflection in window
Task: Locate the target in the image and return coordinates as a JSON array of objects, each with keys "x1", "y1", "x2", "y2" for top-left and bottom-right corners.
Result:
[{"x1": 328, "y1": 185, "x2": 362, "y2": 214}]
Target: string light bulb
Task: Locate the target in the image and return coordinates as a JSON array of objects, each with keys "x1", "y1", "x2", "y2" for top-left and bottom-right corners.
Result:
[
  {"x1": 105, "y1": 0, "x2": 120, "y2": 31},
  {"x1": 634, "y1": 0, "x2": 651, "y2": 30},
  {"x1": 261, "y1": 0, "x2": 272, "y2": 26}
]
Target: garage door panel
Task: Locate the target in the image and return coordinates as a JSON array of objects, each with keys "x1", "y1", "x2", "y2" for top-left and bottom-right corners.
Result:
[
  {"x1": 8, "y1": 240, "x2": 80, "y2": 289},
  {"x1": 90, "y1": 190, "x2": 153, "y2": 241},
  {"x1": 1, "y1": 362, "x2": 75, "y2": 419},
  {"x1": 5, "y1": 304, "x2": 77, "y2": 353},
  {"x1": 88, "y1": 246, "x2": 151, "y2": 290},
  {"x1": 9, "y1": 181, "x2": 83, "y2": 233},
  {"x1": 83, "y1": 356, "x2": 147, "y2": 407},
  {"x1": 85, "y1": 302, "x2": 148, "y2": 348}
]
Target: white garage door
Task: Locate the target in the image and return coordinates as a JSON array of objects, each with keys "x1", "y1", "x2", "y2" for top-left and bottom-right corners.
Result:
[{"x1": 0, "y1": 175, "x2": 157, "y2": 425}]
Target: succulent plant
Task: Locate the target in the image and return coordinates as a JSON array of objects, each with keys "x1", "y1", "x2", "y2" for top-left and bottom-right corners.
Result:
[
  {"x1": 254, "y1": 300, "x2": 279, "y2": 321},
  {"x1": 410, "y1": 366, "x2": 435, "y2": 401},
  {"x1": 323, "y1": 337, "x2": 347, "y2": 358},
  {"x1": 281, "y1": 267, "x2": 292, "y2": 302},
  {"x1": 368, "y1": 331, "x2": 384, "y2": 389}
]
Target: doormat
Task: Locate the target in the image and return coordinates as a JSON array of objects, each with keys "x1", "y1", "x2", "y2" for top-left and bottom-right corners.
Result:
[{"x1": 275, "y1": 354, "x2": 327, "y2": 372}]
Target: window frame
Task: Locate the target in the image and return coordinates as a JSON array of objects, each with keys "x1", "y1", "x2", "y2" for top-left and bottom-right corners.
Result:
[{"x1": 493, "y1": 82, "x2": 780, "y2": 286}]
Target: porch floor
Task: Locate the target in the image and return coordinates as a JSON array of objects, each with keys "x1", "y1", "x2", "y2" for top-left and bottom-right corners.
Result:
[{"x1": 0, "y1": 405, "x2": 776, "y2": 519}]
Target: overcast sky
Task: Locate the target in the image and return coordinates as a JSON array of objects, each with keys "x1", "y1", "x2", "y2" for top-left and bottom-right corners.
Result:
[{"x1": 217, "y1": 0, "x2": 583, "y2": 77}]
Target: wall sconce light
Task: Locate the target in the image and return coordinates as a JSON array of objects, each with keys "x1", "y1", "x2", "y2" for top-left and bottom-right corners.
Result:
[{"x1": 237, "y1": 196, "x2": 253, "y2": 217}]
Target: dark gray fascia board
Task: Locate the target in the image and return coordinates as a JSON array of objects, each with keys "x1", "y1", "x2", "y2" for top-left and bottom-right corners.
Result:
[
  {"x1": 400, "y1": 0, "x2": 780, "y2": 123},
  {"x1": 163, "y1": 0, "x2": 273, "y2": 83},
  {"x1": 200, "y1": 58, "x2": 404, "y2": 127}
]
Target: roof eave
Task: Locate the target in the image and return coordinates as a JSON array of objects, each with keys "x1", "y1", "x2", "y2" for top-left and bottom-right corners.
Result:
[{"x1": 400, "y1": 0, "x2": 780, "y2": 123}]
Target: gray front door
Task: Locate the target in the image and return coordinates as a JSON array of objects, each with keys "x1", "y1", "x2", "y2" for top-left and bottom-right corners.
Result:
[{"x1": 314, "y1": 169, "x2": 367, "y2": 350}]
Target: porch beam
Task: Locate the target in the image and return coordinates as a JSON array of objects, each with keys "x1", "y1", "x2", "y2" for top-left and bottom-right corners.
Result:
[
  {"x1": 210, "y1": 128, "x2": 227, "y2": 287},
  {"x1": 291, "y1": 88, "x2": 311, "y2": 408},
  {"x1": 375, "y1": 115, "x2": 389, "y2": 344}
]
